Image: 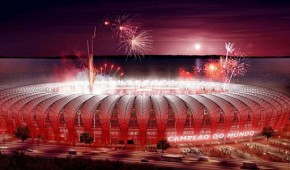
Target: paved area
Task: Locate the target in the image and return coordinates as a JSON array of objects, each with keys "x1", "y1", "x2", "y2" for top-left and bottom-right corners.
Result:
[{"x1": 1, "y1": 141, "x2": 290, "y2": 170}]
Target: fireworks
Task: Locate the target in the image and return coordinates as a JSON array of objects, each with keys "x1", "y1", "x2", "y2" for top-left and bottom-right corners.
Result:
[
  {"x1": 103, "y1": 14, "x2": 153, "y2": 58},
  {"x1": 204, "y1": 56, "x2": 247, "y2": 83},
  {"x1": 178, "y1": 66, "x2": 201, "y2": 79},
  {"x1": 111, "y1": 14, "x2": 140, "y2": 39},
  {"x1": 223, "y1": 42, "x2": 235, "y2": 67},
  {"x1": 119, "y1": 28, "x2": 153, "y2": 58},
  {"x1": 203, "y1": 41, "x2": 244, "y2": 82},
  {"x1": 225, "y1": 42, "x2": 235, "y2": 54},
  {"x1": 95, "y1": 63, "x2": 124, "y2": 78},
  {"x1": 179, "y1": 67, "x2": 194, "y2": 79},
  {"x1": 223, "y1": 42, "x2": 248, "y2": 83},
  {"x1": 223, "y1": 57, "x2": 247, "y2": 83},
  {"x1": 56, "y1": 13, "x2": 151, "y2": 94},
  {"x1": 204, "y1": 61, "x2": 225, "y2": 81},
  {"x1": 87, "y1": 27, "x2": 97, "y2": 93},
  {"x1": 80, "y1": 14, "x2": 146, "y2": 93}
]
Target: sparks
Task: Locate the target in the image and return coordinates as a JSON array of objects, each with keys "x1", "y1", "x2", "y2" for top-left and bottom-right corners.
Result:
[
  {"x1": 223, "y1": 57, "x2": 248, "y2": 84},
  {"x1": 111, "y1": 14, "x2": 140, "y2": 39},
  {"x1": 204, "y1": 61, "x2": 225, "y2": 81},
  {"x1": 223, "y1": 42, "x2": 235, "y2": 66},
  {"x1": 178, "y1": 66, "x2": 201, "y2": 80},
  {"x1": 119, "y1": 28, "x2": 153, "y2": 58},
  {"x1": 86, "y1": 27, "x2": 97, "y2": 93},
  {"x1": 95, "y1": 63, "x2": 123, "y2": 78}
]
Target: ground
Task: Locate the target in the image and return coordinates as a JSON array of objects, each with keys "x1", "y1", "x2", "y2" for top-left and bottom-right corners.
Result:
[{"x1": 1, "y1": 125, "x2": 290, "y2": 170}]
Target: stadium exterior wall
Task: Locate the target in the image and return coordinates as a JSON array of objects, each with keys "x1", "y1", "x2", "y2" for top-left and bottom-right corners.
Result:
[{"x1": 0, "y1": 83, "x2": 289, "y2": 146}]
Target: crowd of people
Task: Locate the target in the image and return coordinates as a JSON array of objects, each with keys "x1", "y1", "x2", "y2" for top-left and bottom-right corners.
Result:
[
  {"x1": 181, "y1": 139, "x2": 290, "y2": 163},
  {"x1": 269, "y1": 140, "x2": 290, "y2": 150},
  {"x1": 243, "y1": 143, "x2": 290, "y2": 162}
]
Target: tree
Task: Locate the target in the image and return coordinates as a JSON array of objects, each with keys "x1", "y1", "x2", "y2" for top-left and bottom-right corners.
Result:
[
  {"x1": 157, "y1": 139, "x2": 170, "y2": 153},
  {"x1": 261, "y1": 126, "x2": 275, "y2": 140},
  {"x1": 14, "y1": 126, "x2": 30, "y2": 143},
  {"x1": 80, "y1": 132, "x2": 94, "y2": 146},
  {"x1": 36, "y1": 135, "x2": 42, "y2": 146}
]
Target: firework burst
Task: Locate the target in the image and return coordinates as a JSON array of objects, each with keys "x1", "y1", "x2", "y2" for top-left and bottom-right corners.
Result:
[
  {"x1": 178, "y1": 66, "x2": 201, "y2": 79},
  {"x1": 119, "y1": 28, "x2": 153, "y2": 59},
  {"x1": 222, "y1": 42, "x2": 235, "y2": 67},
  {"x1": 179, "y1": 67, "x2": 194, "y2": 79},
  {"x1": 204, "y1": 60, "x2": 225, "y2": 81},
  {"x1": 111, "y1": 14, "x2": 141, "y2": 39},
  {"x1": 223, "y1": 57, "x2": 248, "y2": 83},
  {"x1": 102, "y1": 13, "x2": 153, "y2": 58}
]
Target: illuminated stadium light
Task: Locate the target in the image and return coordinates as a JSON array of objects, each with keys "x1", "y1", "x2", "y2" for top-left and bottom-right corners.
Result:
[{"x1": 52, "y1": 80, "x2": 227, "y2": 95}]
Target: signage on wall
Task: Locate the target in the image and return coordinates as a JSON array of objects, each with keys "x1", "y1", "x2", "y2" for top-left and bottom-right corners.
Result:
[{"x1": 167, "y1": 131, "x2": 255, "y2": 142}]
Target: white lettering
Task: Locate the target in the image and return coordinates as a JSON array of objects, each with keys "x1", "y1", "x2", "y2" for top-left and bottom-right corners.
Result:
[
  {"x1": 197, "y1": 135, "x2": 203, "y2": 140},
  {"x1": 174, "y1": 137, "x2": 179, "y2": 142},
  {"x1": 167, "y1": 131, "x2": 256, "y2": 142},
  {"x1": 187, "y1": 136, "x2": 193, "y2": 141},
  {"x1": 239, "y1": 132, "x2": 245, "y2": 137},
  {"x1": 234, "y1": 132, "x2": 239, "y2": 137},
  {"x1": 204, "y1": 135, "x2": 210, "y2": 140},
  {"x1": 180, "y1": 136, "x2": 187, "y2": 141},
  {"x1": 227, "y1": 133, "x2": 234, "y2": 138},
  {"x1": 213, "y1": 134, "x2": 219, "y2": 139},
  {"x1": 213, "y1": 133, "x2": 224, "y2": 140},
  {"x1": 168, "y1": 137, "x2": 174, "y2": 142},
  {"x1": 219, "y1": 133, "x2": 224, "y2": 138}
]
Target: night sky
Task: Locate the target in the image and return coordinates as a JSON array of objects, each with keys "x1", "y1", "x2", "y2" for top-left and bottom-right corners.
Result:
[{"x1": 1, "y1": 0, "x2": 290, "y2": 57}]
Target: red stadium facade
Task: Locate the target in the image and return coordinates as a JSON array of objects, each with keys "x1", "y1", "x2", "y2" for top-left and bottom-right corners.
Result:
[{"x1": 0, "y1": 81, "x2": 289, "y2": 146}]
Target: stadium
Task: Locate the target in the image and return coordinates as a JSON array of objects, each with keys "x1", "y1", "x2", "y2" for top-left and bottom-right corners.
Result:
[{"x1": 0, "y1": 80, "x2": 289, "y2": 147}]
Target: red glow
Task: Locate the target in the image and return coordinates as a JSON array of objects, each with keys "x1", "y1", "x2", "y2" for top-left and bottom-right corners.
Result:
[
  {"x1": 204, "y1": 61, "x2": 225, "y2": 81},
  {"x1": 95, "y1": 63, "x2": 124, "y2": 77},
  {"x1": 178, "y1": 66, "x2": 200, "y2": 79},
  {"x1": 179, "y1": 67, "x2": 194, "y2": 79}
]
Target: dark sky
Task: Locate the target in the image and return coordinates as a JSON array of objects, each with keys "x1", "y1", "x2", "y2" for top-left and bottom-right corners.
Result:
[{"x1": 1, "y1": 0, "x2": 290, "y2": 57}]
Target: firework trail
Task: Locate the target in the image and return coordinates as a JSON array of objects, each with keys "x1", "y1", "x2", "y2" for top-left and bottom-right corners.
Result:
[
  {"x1": 224, "y1": 57, "x2": 247, "y2": 84},
  {"x1": 114, "y1": 66, "x2": 121, "y2": 76},
  {"x1": 108, "y1": 64, "x2": 114, "y2": 75},
  {"x1": 87, "y1": 27, "x2": 97, "y2": 93},
  {"x1": 119, "y1": 27, "x2": 153, "y2": 59},
  {"x1": 95, "y1": 63, "x2": 124, "y2": 78}
]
